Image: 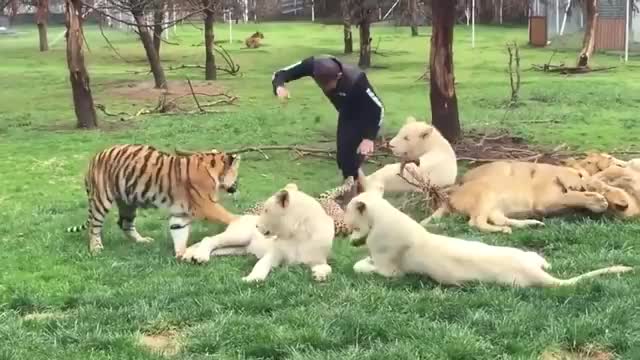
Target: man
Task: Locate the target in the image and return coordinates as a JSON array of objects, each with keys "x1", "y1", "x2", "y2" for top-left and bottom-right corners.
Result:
[{"x1": 271, "y1": 55, "x2": 384, "y2": 203}]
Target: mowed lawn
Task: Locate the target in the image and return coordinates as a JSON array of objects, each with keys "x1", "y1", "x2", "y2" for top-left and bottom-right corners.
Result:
[{"x1": 1, "y1": 21, "x2": 640, "y2": 359}]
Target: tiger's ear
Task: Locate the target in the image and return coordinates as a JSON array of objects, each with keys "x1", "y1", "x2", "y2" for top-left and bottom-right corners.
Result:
[{"x1": 277, "y1": 190, "x2": 290, "y2": 208}]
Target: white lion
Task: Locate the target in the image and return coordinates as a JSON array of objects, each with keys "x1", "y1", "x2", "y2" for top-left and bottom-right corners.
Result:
[
  {"x1": 344, "y1": 190, "x2": 632, "y2": 288},
  {"x1": 242, "y1": 183, "x2": 335, "y2": 283},
  {"x1": 365, "y1": 116, "x2": 457, "y2": 193},
  {"x1": 181, "y1": 215, "x2": 274, "y2": 263}
]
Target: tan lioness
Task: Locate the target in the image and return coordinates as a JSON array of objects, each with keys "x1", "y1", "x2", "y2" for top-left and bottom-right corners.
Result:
[
  {"x1": 565, "y1": 153, "x2": 640, "y2": 218},
  {"x1": 421, "y1": 161, "x2": 609, "y2": 233}
]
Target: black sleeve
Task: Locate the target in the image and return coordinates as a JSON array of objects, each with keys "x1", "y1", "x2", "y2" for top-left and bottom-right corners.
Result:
[
  {"x1": 350, "y1": 74, "x2": 384, "y2": 140},
  {"x1": 271, "y1": 57, "x2": 315, "y2": 95}
]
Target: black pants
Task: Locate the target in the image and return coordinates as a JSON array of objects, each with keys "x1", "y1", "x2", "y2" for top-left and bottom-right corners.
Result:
[{"x1": 336, "y1": 118, "x2": 365, "y2": 179}]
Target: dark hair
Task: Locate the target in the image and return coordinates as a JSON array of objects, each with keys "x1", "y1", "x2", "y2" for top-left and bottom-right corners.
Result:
[{"x1": 313, "y1": 60, "x2": 341, "y2": 83}]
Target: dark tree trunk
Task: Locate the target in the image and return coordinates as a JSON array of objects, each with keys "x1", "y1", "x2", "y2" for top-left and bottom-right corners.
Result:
[
  {"x1": 132, "y1": 11, "x2": 167, "y2": 89},
  {"x1": 8, "y1": 0, "x2": 18, "y2": 26},
  {"x1": 65, "y1": 0, "x2": 98, "y2": 129},
  {"x1": 409, "y1": 0, "x2": 418, "y2": 36},
  {"x1": 36, "y1": 0, "x2": 49, "y2": 51},
  {"x1": 203, "y1": 6, "x2": 216, "y2": 80},
  {"x1": 358, "y1": 19, "x2": 371, "y2": 68},
  {"x1": 153, "y1": 6, "x2": 164, "y2": 56},
  {"x1": 578, "y1": 0, "x2": 598, "y2": 67},
  {"x1": 342, "y1": 0, "x2": 353, "y2": 53},
  {"x1": 429, "y1": 0, "x2": 460, "y2": 143}
]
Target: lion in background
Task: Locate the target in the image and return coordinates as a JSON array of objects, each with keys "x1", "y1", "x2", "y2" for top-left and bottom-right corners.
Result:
[{"x1": 245, "y1": 31, "x2": 264, "y2": 48}]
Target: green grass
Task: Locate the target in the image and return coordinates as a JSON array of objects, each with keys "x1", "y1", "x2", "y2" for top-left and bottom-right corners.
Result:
[{"x1": 1, "y1": 21, "x2": 640, "y2": 359}]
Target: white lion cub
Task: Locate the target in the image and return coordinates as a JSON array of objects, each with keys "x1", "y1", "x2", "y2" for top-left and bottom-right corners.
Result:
[
  {"x1": 243, "y1": 183, "x2": 335, "y2": 283},
  {"x1": 345, "y1": 190, "x2": 632, "y2": 288},
  {"x1": 366, "y1": 116, "x2": 457, "y2": 193}
]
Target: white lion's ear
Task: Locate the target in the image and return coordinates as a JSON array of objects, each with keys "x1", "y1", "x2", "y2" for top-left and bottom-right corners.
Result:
[
  {"x1": 284, "y1": 183, "x2": 298, "y2": 191},
  {"x1": 355, "y1": 201, "x2": 367, "y2": 215},
  {"x1": 405, "y1": 116, "x2": 417, "y2": 124},
  {"x1": 419, "y1": 126, "x2": 433, "y2": 139},
  {"x1": 276, "y1": 190, "x2": 290, "y2": 208}
]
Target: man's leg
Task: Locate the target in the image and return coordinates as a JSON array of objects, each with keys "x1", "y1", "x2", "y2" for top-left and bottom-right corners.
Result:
[{"x1": 336, "y1": 124, "x2": 362, "y2": 206}]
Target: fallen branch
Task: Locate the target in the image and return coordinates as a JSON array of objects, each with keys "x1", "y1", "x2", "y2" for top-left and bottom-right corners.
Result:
[
  {"x1": 532, "y1": 64, "x2": 616, "y2": 74},
  {"x1": 396, "y1": 164, "x2": 448, "y2": 212},
  {"x1": 186, "y1": 77, "x2": 203, "y2": 112},
  {"x1": 225, "y1": 145, "x2": 392, "y2": 164}
]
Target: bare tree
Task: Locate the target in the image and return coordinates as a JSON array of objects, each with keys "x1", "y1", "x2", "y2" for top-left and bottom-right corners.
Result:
[
  {"x1": 430, "y1": 0, "x2": 460, "y2": 143},
  {"x1": 65, "y1": 0, "x2": 98, "y2": 128},
  {"x1": 36, "y1": 0, "x2": 49, "y2": 51},
  {"x1": 408, "y1": 0, "x2": 418, "y2": 36},
  {"x1": 577, "y1": 0, "x2": 598, "y2": 67},
  {"x1": 202, "y1": 0, "x2": 216, "y2": 80},
  {"x1": 351, "y1": 0, "x2": 376, "y2": 68},
  {"x1": 341, "y1": 0, "x2": 353, "y2": 53},
  {"x1": 152, "y1": 0, "x2": 165, "y2": 56}
]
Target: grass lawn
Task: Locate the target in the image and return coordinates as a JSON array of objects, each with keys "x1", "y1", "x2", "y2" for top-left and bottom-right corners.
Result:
[{"x1": 1, "y1": 21, "x2": 640, "y2": 359}]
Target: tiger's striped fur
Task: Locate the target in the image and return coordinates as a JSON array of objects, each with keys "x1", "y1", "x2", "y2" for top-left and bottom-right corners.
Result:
[{"x1": 66, "y1": 144, "x2": 241, "y2": 257}]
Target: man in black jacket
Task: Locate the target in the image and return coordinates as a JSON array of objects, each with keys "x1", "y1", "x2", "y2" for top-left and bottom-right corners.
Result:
[{"x1": 271, "y1": 55, "x2": 384, "y2": 202}]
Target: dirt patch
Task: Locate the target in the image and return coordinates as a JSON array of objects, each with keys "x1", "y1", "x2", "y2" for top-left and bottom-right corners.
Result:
[
  {"x1": 453, "y1": 129, "x2": 570, "y2": 166},
  {"x1": 541, "y1": 345, "x2": 616, "y2": 360},
  {"x1": 105, "y1": 80, "x2": 228, "y2": 105},
  {"x1": 138, "y1": 331, "x2": 181, "y2": 357}
]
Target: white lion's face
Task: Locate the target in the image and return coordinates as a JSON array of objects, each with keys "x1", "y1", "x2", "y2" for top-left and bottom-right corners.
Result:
[
  {"x1": 388, "y1": 117, "x2": 434, "y2": 161},
  {"x1": 344, "y1": 199, "x2": 371, "y2": 247},
  {"x1": 256, "y1": 184, "x2": 298, "y2": 236}
]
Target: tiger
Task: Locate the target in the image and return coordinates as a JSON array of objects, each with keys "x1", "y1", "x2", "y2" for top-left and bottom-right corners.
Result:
[{"x1": 66, "y1": 144, "x2": 241, "y2": 258}]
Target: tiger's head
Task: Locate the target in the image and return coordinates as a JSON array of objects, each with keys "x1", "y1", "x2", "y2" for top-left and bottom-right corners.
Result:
[{"x1": 176, "y1": 149, "x2": 241, "y2": 194}]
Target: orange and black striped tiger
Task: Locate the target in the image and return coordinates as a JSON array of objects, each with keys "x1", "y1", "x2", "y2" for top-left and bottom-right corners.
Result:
[{"x1": 66, "y1": 144, "x2": 241, "y2": 258}]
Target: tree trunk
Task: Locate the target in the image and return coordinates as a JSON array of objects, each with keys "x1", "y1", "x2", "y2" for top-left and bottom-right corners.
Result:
[
  {"x1": 65, "y1": 0, "x2": 98, "y2": 129},
  {"x1": 429, "y1": 0, "x2": 460, "y2": 143},
  {"x1": 342, "y1": 0, "x2": 353, "y2": 53},
  {"x1": 36, "y1": 0, "x2": 49, "y2": 51},
  {"x1": 409, "y1": 0, "x2": 418, "y2": 36},
  {"x1": 153, "y1": 6, "x2": 164, "y2": 56},
  {"x1": 577, "y1": 0, "x2": 598, "y2": 67},
  {"x1": 132, "y1": 11, "x2": 167, "y2": 89},
  {"x1": 358, "y1": 19, "x2": 371, "y2": 68},
  {"x1": 203, "y1": 6, "x2": 216, "y2": 80}
]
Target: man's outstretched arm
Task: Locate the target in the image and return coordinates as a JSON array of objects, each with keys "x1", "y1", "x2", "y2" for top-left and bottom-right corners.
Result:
[{"x1": 271, "y1": 57, "x2": 315, "y2": 95}]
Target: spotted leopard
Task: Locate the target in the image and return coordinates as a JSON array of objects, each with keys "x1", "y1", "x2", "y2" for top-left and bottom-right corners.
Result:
[{"x1": 243, "y1": 177, "x2": 355, "y2": 237}]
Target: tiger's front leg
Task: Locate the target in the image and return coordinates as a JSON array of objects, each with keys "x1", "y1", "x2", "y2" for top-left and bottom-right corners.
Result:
[
  {"x1": 198, "y1": 202, "x2": 238, "y2": 225},
  {"x1": 169, "y1": 215, "x2": 192, "y2": 259}
]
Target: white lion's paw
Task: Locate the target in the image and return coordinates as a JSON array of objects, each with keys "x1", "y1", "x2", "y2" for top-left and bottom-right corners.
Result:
[
  {"x1": 242, "y1": 274, "x2": 266, "y2": 283},
  {"x1": 311, "y1": 264, "x2": 332, "y2": 282},
  {"x1": 182, "y1": 245, "x2": 211, "y2": 264}
]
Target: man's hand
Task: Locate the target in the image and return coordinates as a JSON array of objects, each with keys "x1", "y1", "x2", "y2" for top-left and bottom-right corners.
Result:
[
  {"x1": 357, "y1": 139, "x2": 375, "y2": 156},
  {"x1": 276, "y1": 86, "x2": 290, "y2": 100}
]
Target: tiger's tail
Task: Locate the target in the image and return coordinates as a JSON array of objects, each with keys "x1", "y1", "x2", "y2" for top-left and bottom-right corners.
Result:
[{"x1": 66, "y1": 221, "x2": 88, "y2": 233}]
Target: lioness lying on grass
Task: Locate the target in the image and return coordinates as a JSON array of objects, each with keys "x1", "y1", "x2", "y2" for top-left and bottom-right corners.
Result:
[
  {"x1": 421, "y1": 161, "x2": 609, "y2": 233},
  {"x1": 346, "y1": 189, "x2": 632, "y2": 288},
  {"x1": 565, "y1": 153, "x2": 640, "y2": 218}
]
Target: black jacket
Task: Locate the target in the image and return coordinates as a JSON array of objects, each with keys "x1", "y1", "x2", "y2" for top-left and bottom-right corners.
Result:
[{"x1": 271, "y1": 55, "x2": 384, "y2": 140}]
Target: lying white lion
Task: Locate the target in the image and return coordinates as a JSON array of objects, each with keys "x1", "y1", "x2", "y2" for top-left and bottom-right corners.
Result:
[
  {"x1": 181, "y1": 214, "x2": 274, "y2": 263},
  {"x1": 345, "y1": 190, "x2": 632, "y2": 288},
  {"x1": 365, "y1": 116, "x2": 457, "y2": 193},
  {"x1": 241, "y1": 183, "x2": 335, "y2": 283}
]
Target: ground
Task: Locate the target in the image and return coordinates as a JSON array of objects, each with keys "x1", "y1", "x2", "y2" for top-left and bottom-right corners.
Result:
[{"x1": 1, "y1": 21, "x2": 640, "y2": 359}]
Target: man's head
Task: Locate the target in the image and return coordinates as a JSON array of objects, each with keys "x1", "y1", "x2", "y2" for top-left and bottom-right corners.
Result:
[{"x1": 313, "y1": 60, "x2": 342, "y2": 92}]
